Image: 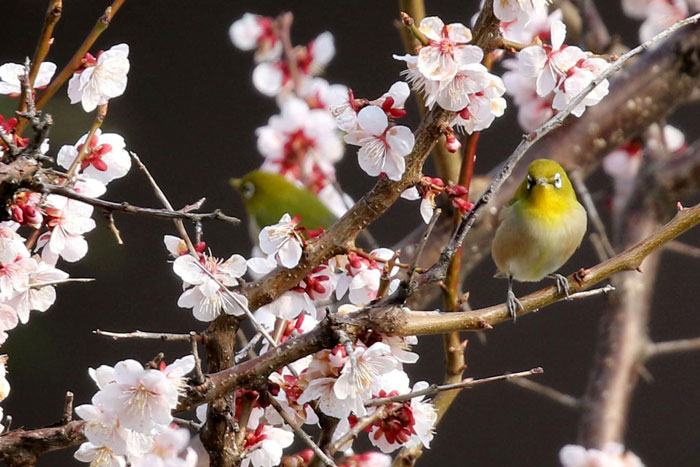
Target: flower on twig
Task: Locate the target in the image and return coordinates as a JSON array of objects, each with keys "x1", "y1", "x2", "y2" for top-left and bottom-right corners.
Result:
[
  {"x1": 0, "y1": 62, "x2": 56, "y2": 96},
  {"x1": 67, "y1": 44, "x2": 130, "y2": 112}
]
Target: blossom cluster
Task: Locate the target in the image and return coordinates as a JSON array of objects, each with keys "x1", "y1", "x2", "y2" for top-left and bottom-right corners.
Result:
[
  {"x1": 393, "y1": 16, "x2": 506, "y2": 135},
  {"x1": 74, "y1": 357, "x2": 198, "y2": 466},
  {"x1": 231, "y1": 13, "x2": 350, "y2": 214},
  {"x1": 622, "y1": 0, "x2": 699, "y2": 42},
  {"x1": 0, "y1": 42, "x2": 132, "y2": 433}
]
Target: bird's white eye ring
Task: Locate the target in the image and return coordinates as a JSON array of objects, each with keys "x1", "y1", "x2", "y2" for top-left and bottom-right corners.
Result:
[
  {"x1": 241, "y1": 181, "x2": 255, "y2": 199},
  {"x1": 553, "y1": 172, "x2": 562, "y2": 189},
  {"x1": 526, "y1": 174, "x2": 534, "y2": 190}
]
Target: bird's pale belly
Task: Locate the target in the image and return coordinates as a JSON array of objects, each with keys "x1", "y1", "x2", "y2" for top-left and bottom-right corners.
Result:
[{"x1": 492, "y1": 203, "x2": 587, "y2": 282}]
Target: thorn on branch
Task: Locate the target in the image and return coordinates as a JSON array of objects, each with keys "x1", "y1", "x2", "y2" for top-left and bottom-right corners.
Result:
[
  {"x1": 190, "y1": 332, "x2": 204, "y2": 385},
  {"x1": 61, "y1": 391, "x2": 74, "y2": 424}
]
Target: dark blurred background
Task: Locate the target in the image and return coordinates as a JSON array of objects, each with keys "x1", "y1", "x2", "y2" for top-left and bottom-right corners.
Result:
[{"x1": 1, "y1": 1, "x2": 698, "y2": 465}]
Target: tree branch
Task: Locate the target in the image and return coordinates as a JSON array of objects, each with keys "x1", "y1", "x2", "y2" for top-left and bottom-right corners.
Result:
[{"x1": 33, "y1": 183, "x2": 240, "y2": 226}]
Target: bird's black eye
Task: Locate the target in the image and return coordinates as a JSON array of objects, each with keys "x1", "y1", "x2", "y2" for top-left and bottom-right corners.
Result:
[
  {"x1": 553, "y1": 172, "x2": 562, "y2": 189},
  {"x1": 241, "y1": 181, "x2": 255, "y2": 199},
  {"x1": 526, "y1": 174, "x2": 534, "y2": 190}
]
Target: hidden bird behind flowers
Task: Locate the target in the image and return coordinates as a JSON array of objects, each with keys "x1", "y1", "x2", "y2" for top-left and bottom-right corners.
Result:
[
  {"x1": 231, "y1": 170, "x2": 337, "y2": 242},
  {"x1": 491, "y1": 159, "x2": 587, "y2": 320}
]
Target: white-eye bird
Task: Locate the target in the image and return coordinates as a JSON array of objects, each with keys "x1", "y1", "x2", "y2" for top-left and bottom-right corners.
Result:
[{"x1": 491, "y1": 159, "x2": 587, "y2": 320}]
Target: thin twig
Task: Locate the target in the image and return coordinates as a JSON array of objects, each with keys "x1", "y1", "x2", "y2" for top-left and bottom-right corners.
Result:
[
  {"x1": 277, "y1": 12, "x2": 301, "y2": 93},
  {"x1": 25, "y1": 0, "x2": 63, "y2": 93},
  {"x1": 35, "y1": 183, "x2": 240, "y2": 225},
  {"x1": 366, "y1": 368, "x2": 543, "y2": 406},
  {"x1": 172, "y1": 417, "x2": 203, "y2": 431},
  {"x1": 335, "y1": 328, "x2": 357, "y2": 377},
  {"x1": 29, "y1": 278, "x2": 94, "y2": 288},
  {"x1": 646, "y1": 337, "x2": 700, "y2": 358},
  {"x1": 104, "y1": 211, "x2": 124, "y2": 245},
  {"x1": 407, "y1": 208, "x2": 441, "y2": 282},
  {"x1": 234, "y1": 332, "x2": 262, "y2": 363},
  {"x1": 93, "y1": 329, "x2": 199, "y2": 342},
  {"x1": 129, "y1": 152, "x2": 197, "y2": 253},
  {"x1": 570, "y1": 170, "x2": 615, "y2": 260},
  {"x1": 327, "y1": 406, "x2": 392, "y2": 456},
  {"x1": 267, "y1": 393, "x2": 337, "y2": 467},
  {"x1": 565, "y1": 284, "x2": 615, "y2": 300},
  {"x1": 508, "y1": 378, "x2": 581, "y2": 409}
]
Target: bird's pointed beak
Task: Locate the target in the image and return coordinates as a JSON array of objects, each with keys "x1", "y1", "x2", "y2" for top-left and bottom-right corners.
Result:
[
  {"x1": 536, "y1": 177, "x2": 548, "y2": 186},
  {"x1": 230, "y1": 178, "x2": 242, "y2": 191}
]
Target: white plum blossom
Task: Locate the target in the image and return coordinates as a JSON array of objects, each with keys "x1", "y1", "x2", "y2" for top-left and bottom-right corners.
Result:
[
  {"x1": 416, "y1": 17, "x2": 480, "y2": 82},
  {"x1": 57, "y1": 130, "x2": 131, "y2": 184},
  {"x1": 75, "y1": 404, "x2": 153, "y2": 457},
  {"x1": 230, "y1": 13, "x2": 281, "y2": 62},
  {"x1": 93, "y1": 359, "x2": 181, "y2": 432},
  {"x1": 552, "y1": 57, "x2": 609, "y2": 116},
  {"x1": 163, "y1": 235, "x2": 188, "y2": 258},
  {"x1": 501, "y1": 4, "x2": 560, "y2": 44},
  {"x1": 173, "y1": 253, "x2": 248, "y2": 321},
  {"x1": 332, "y1": 81, "x2": 410, "y2": 134},
  {"x1": 256, "y1": 97, "x2": 343, "y2": 186},
  {"x1": 38, "y1": 182, "x2": 102, "y2": 264},
  {"x1": 640, "y1": 1, "x2": 691, "y2": 42},
  {"x1": 6, "y1": 259, "x2": 68, "y2": 324},
  {"x1": 332, "y1": 343, "x2": 402, "y2": 417},
  {"x1": 335, "y1": 249, "x2": 400, "y2": 305},
  {"x1": 265, "y1": 369, "x2": 320, "y2": 427},
  {"x1": 259, "y1": 213, "x2": 305, "y2": 268},
  {"x1": 559, "y1": 442, "x2": 645, "y2": 467},
  {"x1": 344, "y1": 105, "x2": 414, "y2": 181},
  {"x1": 429, "y1": 62, "x2": 491, "y2": 111},
  {"x1": 295, "y1": 77, "x2": 348, "y2": 112},
  {"x1": 502, "y1": 59, "x2": 554, "y2": 132},
  {"x1": 401, "y1": 186, "x2": 436, "y2": 224},
  {"x1": 252, "y1": 32, "x2": 335, "y2": 96},
  {"x1": 518, "y1": 20, "x2": 586, "y2": 96},
  {"x1": 394, "y1": 54, "x2": 438, "y2": 104},
  {"x1": 74, "y1": 442, "x2": 126, "y2": 467},
  {"x1": 451, "y1": 73, "x2": 507, "y2": 133},
  {"x1": 130, "y1": 425, "x2": 198, "y2": 467},
  {"x1": 603, "y1": 126, "x2": 685, "y2": 215},
  {"x1": 0, "y1": 304, "x2": 19, "y2": 344},
  {"x1": 494, "y1": 0, "x2": 551, "y2": 25},
  {"x1": 516, "y1": 20, "x2": 609, "y2": 117},
  {"x1": 0, "y1": 244, "x2": 34, "y2": 301},
  {"x1": 368, "y1": 381, "x2": 437, "y2": 453},
  {"x1": 241, "y1": 424, "x2": 294, "y2": 467},
  {"x1": 0, "y1": 61, "x2": 56, "y2": 95},
  {"x1": 68, "y1": 44, "x2": 130, "y2": 112}
]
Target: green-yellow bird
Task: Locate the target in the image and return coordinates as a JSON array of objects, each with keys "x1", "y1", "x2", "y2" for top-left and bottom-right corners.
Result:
[
  {"x1": 231, "y1": 170, "x2": 338, "y2": 242},
  {"x1": 491, "y1": 159, "x2": 587, "y2": 320}
]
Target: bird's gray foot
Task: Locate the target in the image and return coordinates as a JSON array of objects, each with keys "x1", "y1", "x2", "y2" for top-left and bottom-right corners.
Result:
[
  {"x1": 506, "y1": 290, "x2": 524, "y2": 322},
  {"x1": 548, "y1": 273, "x2": 570, "y2": 298}
]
